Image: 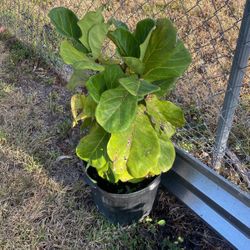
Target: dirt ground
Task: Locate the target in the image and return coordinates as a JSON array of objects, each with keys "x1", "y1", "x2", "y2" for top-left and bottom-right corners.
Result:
[{"x1": 0, "y1": 34, "x2": 234, "y2": 249}]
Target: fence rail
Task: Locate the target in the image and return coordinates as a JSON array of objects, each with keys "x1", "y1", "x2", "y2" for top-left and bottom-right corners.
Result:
[
  {"x1": 162, "y1": 147, "x2": 250, "y2": 250},
  {"x1": 0, "y1": 0, "x2": 249, "y2": 192}
]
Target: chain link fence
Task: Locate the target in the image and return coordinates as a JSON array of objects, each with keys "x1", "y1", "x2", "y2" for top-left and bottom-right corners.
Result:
[{"x1": 0, "y1": 0, "x2": 249, "y2": 192}]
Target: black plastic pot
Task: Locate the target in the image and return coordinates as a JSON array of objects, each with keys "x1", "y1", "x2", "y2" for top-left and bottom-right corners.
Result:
[{"x1": 83, "y1": 169, "x2": 161, "y2": 225}]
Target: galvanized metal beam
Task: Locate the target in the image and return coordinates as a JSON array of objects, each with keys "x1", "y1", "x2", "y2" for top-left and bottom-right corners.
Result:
[
  {"x1": 162, "y1": 148, "x2": 250, "y2": 250},
  {"x1": 213, "y1": 0, "x2": 250, "y2": 168}
]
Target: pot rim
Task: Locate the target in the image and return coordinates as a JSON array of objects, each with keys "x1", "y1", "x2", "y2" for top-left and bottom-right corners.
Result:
[{"x1": 84, "y1": 170, "x2": 161, "y2": 198}]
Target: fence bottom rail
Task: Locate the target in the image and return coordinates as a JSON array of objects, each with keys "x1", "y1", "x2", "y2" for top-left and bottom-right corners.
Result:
[{"x1": 162, "y1": 148, "x2": 250, "y2": 250}]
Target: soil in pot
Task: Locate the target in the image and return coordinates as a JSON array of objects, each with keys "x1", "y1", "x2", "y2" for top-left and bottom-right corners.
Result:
[{"x1": 87, "y1": 166, "x2": 156, "y2": 194}]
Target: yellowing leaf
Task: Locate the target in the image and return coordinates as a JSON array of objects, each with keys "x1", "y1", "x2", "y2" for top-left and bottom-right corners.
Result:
[
  {"x1": 146, "y1": 95, "x2": 185, "y2": 128},
  {"x1": 107, "y1": 106, "x2": 160, "y2": 178},
  {"x1": 71, "y1": 94, "x2": 85, "y2": 126},
  {"x1": 151, "y1": 139, "x2": 175, "y2": 175},
  {"x1": 71, "y1": 94, "x2": 96, "y2": 127}
]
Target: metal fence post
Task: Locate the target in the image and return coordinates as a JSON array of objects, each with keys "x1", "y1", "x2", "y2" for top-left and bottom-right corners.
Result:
[{"x1": 213, "y1": 0, "x2": 250, "y2": 169}]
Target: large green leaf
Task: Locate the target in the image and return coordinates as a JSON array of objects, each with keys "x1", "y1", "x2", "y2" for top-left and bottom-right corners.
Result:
[
  {"x1": 67, "y1": 69, "x2": 88, "y2": 90},
  {"x1": 73, "y1": 61, "x2": 104, "y2": 72},
  {"x1": 142, "y1": 19, "x2": 191, "y2": 81},
  {"x1": 103, "y1": 64, "x2": 124, "y2": 89},
  {"x1": 86, "y1": 73, "x2": 106, "y2": 103},
  {"x1": 48, "y1": 7, "x2": 81, "y2": 40},
  {"x1": 95, "y1": 87, "x2": 137, "y2": 132},
  {"x1": 153, "y1": 78, "x2": 177, "y2": 97},
  {"x1": 119, "y1": 77, "x2": 160, "y2": 96},
  {"x1": 108, "y1": 28, "x2": 140, "y2": 58},
  {"x1": 142, "y1": 19, "x2": 176, "y2": 68},
  {"x1": 107, "y1": 105, "x2": 160, "y2": 178},
  {"x1": 139, "y1": 27, "x2": 154, "y2": 61},
  {"x1": 134, "y1": 18, "x2": 155, "y2": 45},
  {"x1": 78, "y1": 9, "x2": 104, "y2": 50},
  {"x1": 60, "y1": 40, "x2": 88, "y2": 65},
  {"x1": 144, "y1": 40, "x2": 192, "y2": 81},
  {"x1": 88, "y1": 23, "x2": 109, "y2": 59},
  {"x1": 151, "y1": 139, "x2": 175, "y2": 175},
  {"x1": 60, "y1": 40, "x2": 104, "y2": 71},
  {"x1": 123, "y1": 57, "x2": 144, "y2": 75},
  {"x1": 76, "y1": 124, "x2": 110, "y2": 169},
  {"x1": 146, "y1": 95, "x2": 185, "y2": 128}
]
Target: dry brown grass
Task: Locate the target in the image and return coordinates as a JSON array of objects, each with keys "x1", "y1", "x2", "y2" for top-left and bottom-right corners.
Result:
[{"x1": 0, "y1": 35, "x2": 233, "y2": 249}]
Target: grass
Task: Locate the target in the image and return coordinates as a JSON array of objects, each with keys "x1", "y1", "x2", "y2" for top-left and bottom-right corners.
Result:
[{"x1": 0, "y1": 33, "x2": 233, "y2": 249}]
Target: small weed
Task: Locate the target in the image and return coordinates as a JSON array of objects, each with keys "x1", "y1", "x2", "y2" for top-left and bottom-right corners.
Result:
[
  {"x1": 162, "y1": 237, "x2": 184, "y2": 250},
  {"x1": 177, "y1": 140, "x2": 195, "y2": 152}
]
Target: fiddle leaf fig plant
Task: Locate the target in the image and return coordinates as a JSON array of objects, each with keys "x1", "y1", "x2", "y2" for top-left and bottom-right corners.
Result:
[{"x1": 49, "y1": 7, "x2": 191, "y2": 184}]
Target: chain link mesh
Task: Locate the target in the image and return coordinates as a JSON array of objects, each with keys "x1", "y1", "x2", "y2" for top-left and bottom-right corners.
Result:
[{"x1": 0, "y1": 0, "x2": 249, "y2": 191}]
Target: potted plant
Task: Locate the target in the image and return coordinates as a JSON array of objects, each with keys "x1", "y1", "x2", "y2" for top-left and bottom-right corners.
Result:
[{"x1": 49, "y1": 7, "x2": 191, "y2": 225}]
